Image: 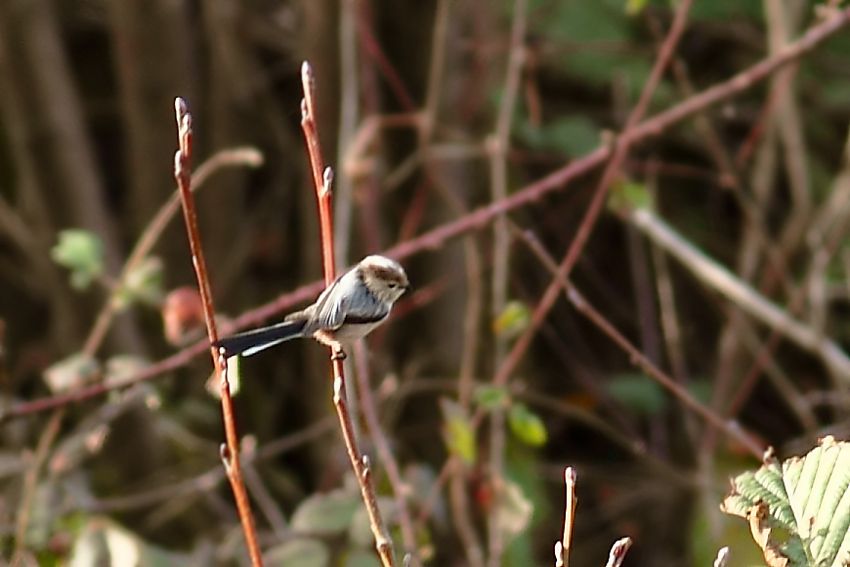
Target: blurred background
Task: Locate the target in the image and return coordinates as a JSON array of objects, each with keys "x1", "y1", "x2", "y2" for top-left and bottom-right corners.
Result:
[{"x1": 2, "y1": 0, "x2": 850, "y2": 565}]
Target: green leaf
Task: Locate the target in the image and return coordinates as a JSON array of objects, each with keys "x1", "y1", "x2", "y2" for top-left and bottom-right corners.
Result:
[
  {"x1": 104, "y1": 355, "x2": 149, "y2": 386},
  {"x1": 51, "y1": 229, "x2": 104, "y2": 290},
  {"x1": 474, "y1": 385, "x2": 510, "y2": 411},
  {"x1": 625, "y1": 0, "x2": 650, "y2": 15},
  {"x1": 508, "y1": 404, "x2": 548, "y2": 447},
  {"x1": 515, "y1": 116, "x2": 600, "y2": 157},
  {"x1": 440, "y1": 398, "x2": 476, "y2": 465},
  {"x1": 70, "y1": 517, "x2": 188, "y2": 567},
  {"x1": 344, "y1": 549, "x2": 381, "y2": 567},
  {"x1": 492, "y1": 301, "x2": 531, "y2": 340},
  {"x1": 721, "y1": 436, "x2": 850, "y2": 567},
  {"x1": 608, "y1": 181, "x2": 653, "y2": 212},
  {"x1": 114, "y1": 257, "x2": 164, "y2": 309},
  {"x1": 606, "y1": 374, "x2": 666, "y2": 415},
  {"x1": 493, "y1": 478, "x2": 534, "y2": 546},
  {"x1": 43, "y1": 354, "x2": 100, "y2": 393},
  {"x1": 265, "y1": 538, "x2": 330, "y2": 567},
  {"x1": 349, "y1": 497, "x2": 395, "y2": 548},
  {"x1": 291, "y1": 489, "x2": 361, "y2": 536}
]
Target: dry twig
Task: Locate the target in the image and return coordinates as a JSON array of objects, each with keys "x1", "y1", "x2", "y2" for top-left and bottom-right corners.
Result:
[
  {"x1": 173, "y1": 98, "x2": 263, "y2": 566},
  {"x1": 300, "y1": 61, "x2": 396, "y2": 567},
  {"x1": 554, "y1": 467, "x2": 577, "y2": 567}
]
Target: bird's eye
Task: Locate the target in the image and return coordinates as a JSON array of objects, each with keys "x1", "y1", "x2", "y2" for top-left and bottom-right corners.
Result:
[{"x1": 388, "y1": 283, "x2": 397, "y2": 289}]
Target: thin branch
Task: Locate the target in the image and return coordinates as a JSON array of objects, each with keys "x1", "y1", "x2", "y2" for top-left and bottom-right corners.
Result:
[
  {"x1": 353, "y1": 342, "x2": 419, "y2": 563},
  {"x1": 629, "y1": 207, "x2": 850, "y2": 380},
  {"x1": 489, "y1": 0, "x2": 693, "y2": 392},
  {"x1": 83, "y1": 147, "x2": 263, "y2": 355},
  {"x1": 554, "y1": 467, "x2": 577, "y2": 567},
  {"x1": 173, "y1": 98, "x2": 263, "y2": 567},
  {"x1": 300, "y1": 61, "x2": 395, "y2": 567},
  {"x1": 515, "y1": 227, "x2": 765, "y2": 459},
  {"x1": 487, "y1": 0, "x2": 528, "y2": 564},
  {"x1": 11, "y1": 409, "x2": 64, "y2": 564}
]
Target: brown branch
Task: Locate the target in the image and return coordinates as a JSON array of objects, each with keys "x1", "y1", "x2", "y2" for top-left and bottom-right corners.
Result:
[
  {"x1": 300, "y1": 62, "x2": 396, "y2": 567},
  {"x1": 5, "y1": 7, "x2": 850, "y2": 420},
  {"x1": 490, "y1": 0, "x2": 693, "y2": 392},
  {"x1": 173, "y1": 98, "x2": 263, "y2": 567},
  {"x1": 553, "y1": 467, "x2": 577, "y2": 567},
  {"x1": 83, "y1": 147, "x2": 263, "y2": 355},
  {"x1": 515, "y1": 228, "x2": 765, "y2": 459},
  {"x1": 386, "y1": 5, "x2": 850, "y2": 260},
  {"x1": 11, "y1": 408, "x2": 64, "y2": 564},
  {"x1": 487, "y1": 0, "x2": 528, "y2": 564},
  {"x1": 353, "y1": 342, "x2": 419, "y2": 563}
]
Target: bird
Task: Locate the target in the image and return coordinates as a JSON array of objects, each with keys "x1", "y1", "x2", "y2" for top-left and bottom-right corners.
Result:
[{"x1": 213, "y1": 255, "x2": 409, "y2": 359}]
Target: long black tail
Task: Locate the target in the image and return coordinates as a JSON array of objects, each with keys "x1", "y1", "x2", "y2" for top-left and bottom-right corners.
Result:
[{"x1": 213, "y1": 319, "x2": 307, "y2": 358}]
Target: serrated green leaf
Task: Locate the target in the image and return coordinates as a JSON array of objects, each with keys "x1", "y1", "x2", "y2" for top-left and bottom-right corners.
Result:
[
  {"x1": 508, "y1": 404, "x2": 548, "y2": 447},
  {"x1": 474, "y1": 385, "x2": 510, "y2": 411},
  {"x1": 265, "y1": 538, "x2": 330, "y2": 567},
  {"x1": 721, "y1": 436, "x2": 850, "y2": 567},
  {"x1": 51, "y1": 229, "x2": 104, "y2": 290},
  {"x1": 493, "y1": 301, "x2": 531, "y2": 340},
  {"x1": 606, "y1": 374, "x2": 666, "y2": 415},
  {"x1": 291, "y1": 489, "x2": 361, "y2": 536},
  {"x1": 440, "y1": 398, "x2": 476, "y2": 464}
]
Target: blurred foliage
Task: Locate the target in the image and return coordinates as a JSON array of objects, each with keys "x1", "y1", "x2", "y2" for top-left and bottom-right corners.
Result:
[
  {"x1": 51, "y1": 230, "x2": 104, "y2": 291},
  {"x1": 2, "y1": 0, "x2": 850, "y2": 565}
]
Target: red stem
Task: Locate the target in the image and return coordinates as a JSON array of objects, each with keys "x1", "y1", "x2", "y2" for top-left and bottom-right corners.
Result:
[{"x1": 173, "y1": 98, "x2": 264, "y2": 567}]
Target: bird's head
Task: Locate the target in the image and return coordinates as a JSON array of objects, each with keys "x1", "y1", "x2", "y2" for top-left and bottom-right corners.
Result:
[{"x1": 359, "y1": 255, "x2": 409, "y2": 304}]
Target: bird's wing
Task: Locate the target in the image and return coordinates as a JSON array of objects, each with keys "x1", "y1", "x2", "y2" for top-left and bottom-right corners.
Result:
[{"x1": 309, "y1": 274, "x2": 351, "y2": 331}]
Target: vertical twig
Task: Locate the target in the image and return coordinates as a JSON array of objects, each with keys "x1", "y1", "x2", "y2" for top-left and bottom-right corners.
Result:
[
  {"x1": 300, "y1": 61, "x2": 396, "y2": 567},
  {"x1": 419, "y1": 2, "x2": 486, "y2": 564},
  {"x1": 487, "y1": 0, "x2": 528, "y2": 564},
  {"x1": 515, "y1": 228, "x2": 765, "y2": 458},
  {"x1": 554, "y1": 467, "x2": 577, "y2": 567},
  {"x1": 172, "y1": 98, "x2": 264, "y2": 567},
  {"x1": 489, "y1": 0, "x2": 694, "y2": 392},
  {"x1": 353, "y1": 342, "x2": 419, "y2": 564}
]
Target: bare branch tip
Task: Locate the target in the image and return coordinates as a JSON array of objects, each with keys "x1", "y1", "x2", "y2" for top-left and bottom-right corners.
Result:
[
  {"x1": 174, "y1": 97, "x2": 187, "y2": 120},
  {"x1": 606, "y1": 537, "x2": 632, "y2": 567},
  {"x1": 713, "y1": 546, "x2": 730, "y2": 567},
  {"x1": 301, "y1": 60, "x2": 313, "y2": 79},
  {"x1": 564, "y1": 466, "x2": 576, "y2": 483}
]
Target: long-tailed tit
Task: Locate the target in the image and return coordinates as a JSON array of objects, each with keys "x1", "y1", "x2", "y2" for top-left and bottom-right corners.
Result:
[{"x1": 214, "y1": 255, "x2": 409, "y2": 359}]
